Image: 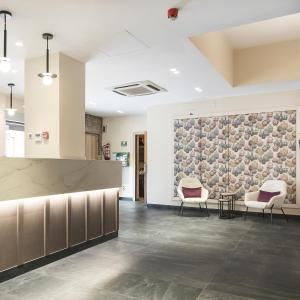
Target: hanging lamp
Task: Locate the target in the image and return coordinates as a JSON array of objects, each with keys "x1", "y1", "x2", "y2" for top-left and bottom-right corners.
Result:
[
  {"x1": 38, "y1": 33, "x2": 57, "y2": 86},
  {"x1": 7, "y1": 83, "x2": 16, "y2": 116},
  {"x1": 0, "y1": 10, "x2": 12, "y2": 73}
]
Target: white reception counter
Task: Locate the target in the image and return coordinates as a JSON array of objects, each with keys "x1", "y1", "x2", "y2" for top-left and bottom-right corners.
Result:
[{"x1": 0, "y1": 158, "x2": 122, "y2": 273}]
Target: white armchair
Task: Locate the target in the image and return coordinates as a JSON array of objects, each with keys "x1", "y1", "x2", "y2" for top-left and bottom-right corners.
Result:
[
  {"x1": 244, "y1": 180, "x2": 287, "y2": 223},
  {"x1": 177, "y1": 177, "x2": 209, "y2": 216}
]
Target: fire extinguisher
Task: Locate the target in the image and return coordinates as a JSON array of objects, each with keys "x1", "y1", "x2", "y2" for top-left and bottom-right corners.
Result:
[{"x1": 102, "y1": 143, "x2": 111, "y2": 160}]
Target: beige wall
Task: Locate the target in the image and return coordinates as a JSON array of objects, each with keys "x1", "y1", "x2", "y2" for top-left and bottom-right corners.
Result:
[
  {"x1": 190, "y1": 31, "x2": 233, "y2": 85},
  {"x1": 147, "y1": 90, "x2": 300, "y2": 215},
  {"x1": 25, "y1": 53, "x2": 85, "y2": 159},
  {"x1": 102, "y1": 115, "x2": 147, "y2": 199},
  {"x1": 234, "y1": 39, "x2": 300, "y2": 86},
  {"x1": 191, "y1": 31, "x2": 300, "y2": 87},
  {"x1": 59, "y1": 54, "x2": 85, "y2": 159},
  {"x1": 25, "y1": 53, "x2": 60, "y2": 158}
]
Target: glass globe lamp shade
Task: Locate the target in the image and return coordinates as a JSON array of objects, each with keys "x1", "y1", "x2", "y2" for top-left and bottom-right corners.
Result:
[
  {"x1": 6, "y1": 108, "x2": 16, "y2": 116},
  {"x1": 39, "y1": 72, "x2": 57, "y2": 86}
]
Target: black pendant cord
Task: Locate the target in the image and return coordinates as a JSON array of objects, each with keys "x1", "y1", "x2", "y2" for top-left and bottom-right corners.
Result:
[
  {"x1": 46, "y1": 36, "x2": 49, "y2": 73},
  {"x1": 8, "y1": 83, "x2": 15, "y2": 110},
  {"x1": 3, "y1": 13, "x2": 7, "y2": 58},
  {"x1": 10, "y1": 85, "x2": 12, "y2": 109}
]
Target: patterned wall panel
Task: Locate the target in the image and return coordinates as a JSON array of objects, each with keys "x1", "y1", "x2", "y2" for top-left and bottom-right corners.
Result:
[
  {"x1": 173, "y1": 110, "x2": 296, "y2": 204},
  {"x1": 199, "y1": 116, "x2": 229, "y2": 199},
  {"x1": 228, "y1": 114, "x2": 253, "y2": 199},
  {"x1": 174, "y1": 118, "x2": 201, "y2": 196}
]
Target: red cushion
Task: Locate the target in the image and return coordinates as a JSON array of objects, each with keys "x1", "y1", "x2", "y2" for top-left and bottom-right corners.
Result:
[
  {"x1": 258, "y1": 190, "x2": 280, "y2": 202},
  {"x1": 182, "y1": 187, "x2": 202, "y2": 198}
]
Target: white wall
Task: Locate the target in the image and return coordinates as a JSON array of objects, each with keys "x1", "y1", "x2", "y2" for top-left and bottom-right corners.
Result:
[
  {"x1": 102, "y1": 115, "x2": 147, "y2": 199},
  {"x1": 0, "y1": 94, "x2": 6, "y2": 156},
  {"x1": 147, "y1": 90, "x2": 300, "y2": 214},
  {"x1": 0, "y1": 93, "x2": 24, "y2": 156}
]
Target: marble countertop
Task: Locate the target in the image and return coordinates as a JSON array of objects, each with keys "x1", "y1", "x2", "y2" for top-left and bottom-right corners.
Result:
[{"x1": 0, "y1": 157, "x2": 122, "y2": 201}]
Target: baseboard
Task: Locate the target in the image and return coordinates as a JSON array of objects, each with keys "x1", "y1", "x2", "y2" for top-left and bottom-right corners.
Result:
[
  {"x1": 147, "y1": 203, "x2": 300, "y2": 219},
  {"x1": 119, "y1": 197, "x2": 133, "y2": 201},
  {"x1": 0, "y1": 231, "x2": 118, "y2": 283}
]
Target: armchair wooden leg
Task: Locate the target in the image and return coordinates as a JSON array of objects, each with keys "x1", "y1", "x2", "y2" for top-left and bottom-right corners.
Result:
[
  {"x1": 262, "y1": 209, "x2": 265, "y2": 219},
  {"x1": 178, "y1": 202, "x2": 183, "y2": 216},
  {"x1": 205, "y1": 202, "x2": 209, "y2": 217},
  {"x1": 199, "y1": 203, "x2": 202, "y2": 212},
  {"x1": 181, "y1": 202, "x2": 184, "y2": 216},
  {"x1": 244, "y1": 207, "x2": 248, "y2": 220},
  {"x1": 270, "y1": 206, "x2": 273, "y2": 224},
  {"x1": 281, "y1": 207, "x2": 288, "y2": 223}
]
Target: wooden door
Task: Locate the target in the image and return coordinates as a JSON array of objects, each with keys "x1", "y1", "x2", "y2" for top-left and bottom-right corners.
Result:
[
  {"x1": 85, "y1": 133, "x2": 99, "y2": 160},
  {"x1": 143, "y1": 131, "x2": 147, "y2": 203},
  {"x1": 135, "y1": 132, "x2": 147, "y2": 203}
]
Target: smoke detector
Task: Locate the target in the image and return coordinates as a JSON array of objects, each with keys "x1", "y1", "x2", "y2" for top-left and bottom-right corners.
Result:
[{"x1": 168, "y1": 8, "x2": 179, "y2": 21}]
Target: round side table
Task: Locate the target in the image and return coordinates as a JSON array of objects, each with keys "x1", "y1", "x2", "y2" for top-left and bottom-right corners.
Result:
[
  {"x1": 218, "y1": 198, "x2": 233, "y2": 219},
  {"x1": 218, "y1": 192, "x2": 237, "y2": 219}
]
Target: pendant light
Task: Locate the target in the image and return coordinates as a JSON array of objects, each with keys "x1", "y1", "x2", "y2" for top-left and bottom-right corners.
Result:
[
  {"x1": 6, "y1": 83, "x2": 16, "y2": 116},
  {"x1": 0, "y1": 10, "x2": 12, "y2": 73},
  {"x1": 38, "y1": 33, "x2": 57, "y2": 86}
]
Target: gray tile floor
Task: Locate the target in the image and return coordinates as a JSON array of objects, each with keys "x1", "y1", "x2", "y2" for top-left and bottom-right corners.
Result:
[{"x1": 1, "y1": 201, "x2": 300, "y2": 300}]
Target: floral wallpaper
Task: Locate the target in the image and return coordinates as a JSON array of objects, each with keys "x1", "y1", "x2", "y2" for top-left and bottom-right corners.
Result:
[{"x1": 174, "y1": 110, "x2": 296, "y2": 204}]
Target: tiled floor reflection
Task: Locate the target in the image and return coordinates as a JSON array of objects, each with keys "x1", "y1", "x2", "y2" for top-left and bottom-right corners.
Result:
[{"x1": 0, "y1": 202, "x2": 300, "y2": 299}]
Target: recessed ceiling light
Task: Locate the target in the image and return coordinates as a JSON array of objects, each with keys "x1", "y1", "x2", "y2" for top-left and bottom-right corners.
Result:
[
  {"x1": 170, "y1": 68, "x2": 180, "y2": 75},
  {"x1": 194, "y1": 87, "x2": 203, "y2": 93},
  {"x1": 117, "y1": 110, "x2": 124, "y2": 114},
  {"x1": 15, "y1": 42, "x2": 23, "y2": 47},
  {"x1": 11, "y1": 69, "x2": 18, "y2": 73}
]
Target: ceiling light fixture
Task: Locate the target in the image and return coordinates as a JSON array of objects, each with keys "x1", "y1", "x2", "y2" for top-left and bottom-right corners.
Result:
[
  {"x1": 170, "y1": 68, "x2": 180, "y2": 75},
  {"x1": 15, "y1": 41, "x2": 23, "y2": 47},
  {"x1": 0, "y1": 10, "x2": 12, "y2": 73},
  {"x1": 117, "y1": 110, "x2": 124, "y2": 114},
  {"x1": 38, "y1": 33, "x2": 57, "y2": 86},
  {"x1": 194, "y1": 87, "x2": 203, "y2": 93},
  {"x1": 6, "y1": 83, "x2": 16, "y2": 116}
]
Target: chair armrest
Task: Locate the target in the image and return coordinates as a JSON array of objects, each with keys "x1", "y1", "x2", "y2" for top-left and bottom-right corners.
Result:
[
  {"x1": 267, "y1": 194, "x2": 286, "y2": 208},
  {"x1": 177, "y1": 188, "x2": 184, "y2": 201},
  {"x1": 245, "y1": 191, "x2": 259, "y2": 202}
]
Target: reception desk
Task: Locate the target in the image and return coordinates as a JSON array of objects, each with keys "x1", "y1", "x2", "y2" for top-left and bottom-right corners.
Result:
[{"x1": 0, "y1": 158, "x2": 122, "y2": 273}]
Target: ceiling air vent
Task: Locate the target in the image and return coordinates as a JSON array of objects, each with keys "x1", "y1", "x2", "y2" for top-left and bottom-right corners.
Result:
[{"x1": 110, "y1": 81, "x2": 167, "y2": 97}]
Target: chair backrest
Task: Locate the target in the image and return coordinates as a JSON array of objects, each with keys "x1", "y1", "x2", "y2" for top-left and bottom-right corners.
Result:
[
  {"x1": 178, "y1": 177, "x2": 202, "y2": 191},
  {"x1": 260, "y1": 180, "x2": 287, "y2": 196}
]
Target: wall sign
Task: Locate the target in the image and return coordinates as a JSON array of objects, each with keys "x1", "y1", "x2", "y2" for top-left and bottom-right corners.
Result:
[{"x1": 113, "y1": 152, "x2": 130, "y2": 167}]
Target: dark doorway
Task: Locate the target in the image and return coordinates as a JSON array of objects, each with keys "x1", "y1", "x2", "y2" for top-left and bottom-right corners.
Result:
[{"x1": 135, "y1": 133, "x2": 147, "y2": 203}]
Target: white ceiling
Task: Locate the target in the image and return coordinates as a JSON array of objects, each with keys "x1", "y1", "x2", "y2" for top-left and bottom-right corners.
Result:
[
  {"x1": 224, "y1": 13, "x2": 300, "y2": 49},
  {"x1": 1, "y1": 0, "x2": 300, "y2": 116}
]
